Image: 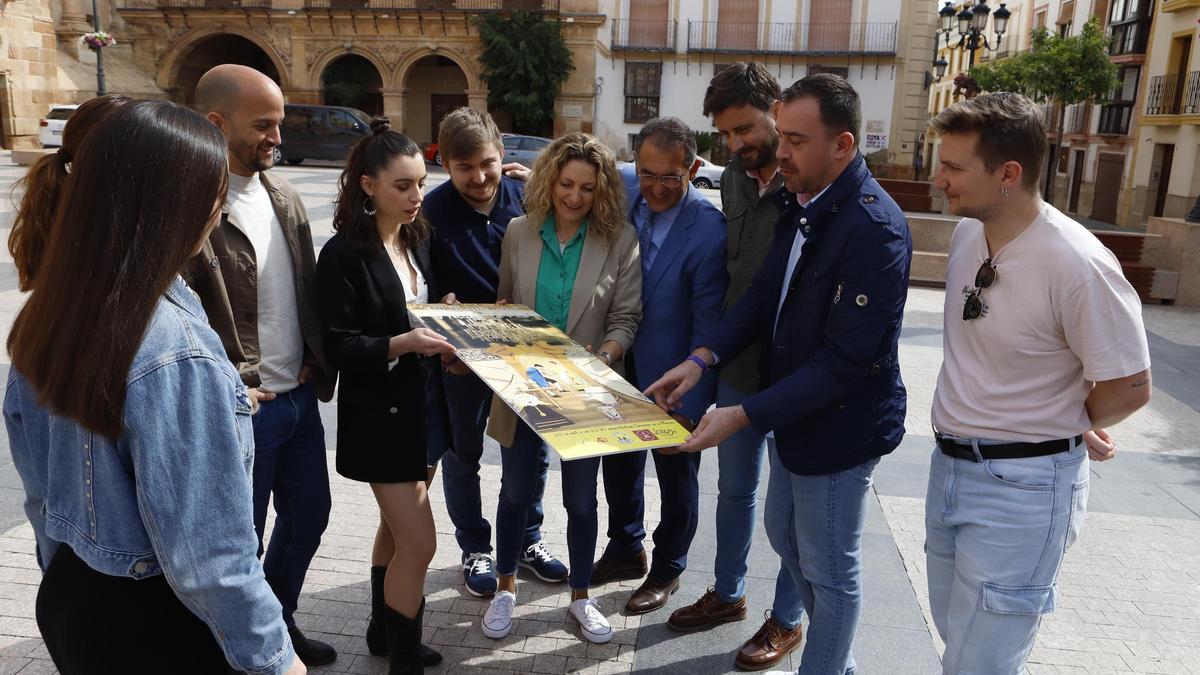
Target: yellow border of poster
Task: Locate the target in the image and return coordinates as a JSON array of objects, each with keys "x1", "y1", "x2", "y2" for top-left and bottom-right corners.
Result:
[{"x1": 407, "y1": 304, "x2": 689, "y2": 461}]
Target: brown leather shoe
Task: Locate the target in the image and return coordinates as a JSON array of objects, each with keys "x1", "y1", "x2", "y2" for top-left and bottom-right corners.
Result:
[
  {"x1": 735, "y1": 612, "x2": 804, "y2": 671},
  {"x1": 625, "y1": 576, "x2": 680, "y2": 614},
  {"x1": 667, "y1": 587, "x2": 749, "y2": 632},
  {"x1": 590, "y1": 550, "x2": 648, "y2": 585}
]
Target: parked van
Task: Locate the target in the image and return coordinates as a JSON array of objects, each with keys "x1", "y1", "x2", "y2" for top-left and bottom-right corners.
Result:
[{"x1": 277, "y1": 104, "x2": 373, "y2": 165}]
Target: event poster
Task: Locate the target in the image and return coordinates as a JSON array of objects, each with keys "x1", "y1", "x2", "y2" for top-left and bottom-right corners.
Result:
[{"x1": 407, "y1": 304, "x2": 690, "y2": 461}]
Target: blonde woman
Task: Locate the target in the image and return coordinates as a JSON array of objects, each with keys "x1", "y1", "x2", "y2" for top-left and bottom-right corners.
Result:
[{"x1": 481, "y1": 133, "x2": 641, "y2": 644}]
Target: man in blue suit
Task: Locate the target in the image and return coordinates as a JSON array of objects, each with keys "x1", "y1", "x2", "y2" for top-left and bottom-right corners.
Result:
[
  {"x1": 591, "y1": 117, "x2": 729, "y2": 616},
  {"x1": 646, "y1": 75, "x2": 912, "y2": 673}
]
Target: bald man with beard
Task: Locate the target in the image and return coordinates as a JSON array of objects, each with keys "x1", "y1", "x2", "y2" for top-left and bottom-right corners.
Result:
[{"x1": 185, "y1": 64, "x2": 339, "y2": 667}]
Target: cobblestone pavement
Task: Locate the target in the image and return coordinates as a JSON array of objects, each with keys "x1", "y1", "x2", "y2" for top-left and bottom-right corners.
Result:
[{"x1": 0, "y1": 157, "x2": 1197, "y2": 674}]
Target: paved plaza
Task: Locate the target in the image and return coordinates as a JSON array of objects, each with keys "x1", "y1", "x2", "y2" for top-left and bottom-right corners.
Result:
[{"x1": 0, "y1": 155, "x2": 1197, "y2": 674}]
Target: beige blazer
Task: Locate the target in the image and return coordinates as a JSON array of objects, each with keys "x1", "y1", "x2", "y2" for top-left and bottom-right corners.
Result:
[{"x1": 486, "y1": 214, "x2": 643, "y2": 447}]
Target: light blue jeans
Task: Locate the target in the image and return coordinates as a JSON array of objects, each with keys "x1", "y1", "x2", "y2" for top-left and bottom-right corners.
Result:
[
  {"x1": 924, "y1": 440, "x2": 1089, "y2": 675},
  {"x1": 764, "y1": 446, "x2": 879, "y2": 675},
  {"x1": 714, "y1": 381, "x2": 804, "y2": 629}
]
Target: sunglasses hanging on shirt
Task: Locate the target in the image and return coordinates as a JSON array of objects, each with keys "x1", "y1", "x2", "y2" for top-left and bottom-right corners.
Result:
[{"x1": 962, "y1": 258, "x2": 997, "y2": 321}]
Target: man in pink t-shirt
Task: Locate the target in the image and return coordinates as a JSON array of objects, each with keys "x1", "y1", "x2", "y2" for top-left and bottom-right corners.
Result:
[{"x1": 926, "y1": 93, "x2": 1152, "y2": 674}]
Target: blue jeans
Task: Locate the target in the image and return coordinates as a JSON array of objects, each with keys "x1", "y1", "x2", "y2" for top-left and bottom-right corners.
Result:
[
  {"x1": 251, "y1": 382, "x2": 331, "y2": 627},
  {"x1": 925, "y1": 441, "x2": 1089, "y2": 675},
  {"x1": 439, "y1": 371, "x2": 544, "y2": 555},
  {"x1": 765, "y1": 446, "x2": 878, "y2": 675},
  {"x1": 714, "y1": 381, "x2": 804, "y2": 629},
  {"x1": 600, "y1": 447, "x2": 701, "y2": 583},
  {"x1": 497, "y1": 423, "x2": 601, "y2": 590}
]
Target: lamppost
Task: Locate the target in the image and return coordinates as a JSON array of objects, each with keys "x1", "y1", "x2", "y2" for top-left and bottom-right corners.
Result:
[
  {"x1": 91, "y1": 0, "x2": 107, "y2": 96},
  {"x1": 934, "y1": 0, "x2": 1012, "y2": 76}
]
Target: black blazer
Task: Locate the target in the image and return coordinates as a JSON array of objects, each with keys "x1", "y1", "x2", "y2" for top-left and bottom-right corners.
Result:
[{"x1": 315, "y1": 232, "x2": 440, "y2": 481}]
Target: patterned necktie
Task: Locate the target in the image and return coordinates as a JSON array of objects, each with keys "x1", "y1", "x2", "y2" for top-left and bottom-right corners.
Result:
[{"x1": 636, "y1": 200, "x2": 654, "y2": 274}]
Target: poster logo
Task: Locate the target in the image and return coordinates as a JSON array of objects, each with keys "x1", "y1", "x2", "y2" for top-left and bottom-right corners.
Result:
[{"x1": 634, "y1": 429, "x2": 659, "y2": 441}]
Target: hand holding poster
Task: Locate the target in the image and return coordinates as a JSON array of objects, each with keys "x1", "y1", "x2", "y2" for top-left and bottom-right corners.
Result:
[{"x1": 407, "y1": 303, "x2": 690, "y2": 460}]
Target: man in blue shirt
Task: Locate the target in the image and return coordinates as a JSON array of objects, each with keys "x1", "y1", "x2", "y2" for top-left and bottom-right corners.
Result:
[
  {"x1": 424, "y1": 108, "x2": 567, "y2": 597},
  {"x1": 592, "y1": 117, "x2": 728, "y2": 616},
  {"x1": 647, "y1": 75, "x2": 912, "y2": 674}
]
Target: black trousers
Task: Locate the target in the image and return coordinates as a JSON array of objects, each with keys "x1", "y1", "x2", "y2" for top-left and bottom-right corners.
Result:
[{"x1": 36, "y1": 544, "x2": 230, "y2": 674}]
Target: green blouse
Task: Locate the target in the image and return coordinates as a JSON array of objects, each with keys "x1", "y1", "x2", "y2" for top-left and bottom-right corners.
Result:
[{"x1": 535, "y1": 215, "x2": 588, "y2": 333}]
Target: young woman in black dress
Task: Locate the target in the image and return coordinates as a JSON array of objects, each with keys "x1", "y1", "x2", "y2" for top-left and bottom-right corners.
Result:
[{"x1": 315, "y1": 119, "x2": 455, "y2": 674}]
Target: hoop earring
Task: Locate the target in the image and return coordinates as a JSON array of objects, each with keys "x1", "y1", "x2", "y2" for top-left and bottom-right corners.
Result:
[
  {"x1": 362, "y1": 196, "x2": 377, "y2": 216},
  {"x1": 1000, "y1": 186, "x2": 1010, "y2": 198}
]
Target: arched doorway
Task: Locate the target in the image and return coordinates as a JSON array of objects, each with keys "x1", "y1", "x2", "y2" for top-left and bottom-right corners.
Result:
[
  {"x1": 175, "y1": 34, "x2": 281, "y2": 104},
  {"x1": 403, "y1": 55, "x2": 469, "y2": 145},
  {"x1": 321, "y1": 55, "x2": 384, "y2": 117}
]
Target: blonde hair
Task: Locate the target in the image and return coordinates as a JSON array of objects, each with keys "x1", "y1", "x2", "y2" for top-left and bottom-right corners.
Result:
[
  {"x1": 437, "y1": 107, "x2": 503, "y2": 162},
  {"x1": 524, "y1": 133, "x2": 627, "y2": 244}
]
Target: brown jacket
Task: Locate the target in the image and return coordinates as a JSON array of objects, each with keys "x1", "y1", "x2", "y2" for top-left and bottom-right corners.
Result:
[
  {"x1": 183, "y1": 170, "x2": 336, "y2": 402},
  {"x1": 486, "y1": 215, "x2": 642, "y2": 447}
]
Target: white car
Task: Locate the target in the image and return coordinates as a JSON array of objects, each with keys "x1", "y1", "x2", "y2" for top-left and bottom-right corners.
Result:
[
  {"x1": 38, "y1": 105, "x2": 78, "y2": 148},
  {"x1": 691, "y1": 157, "x2": 724, "y2": 190}
]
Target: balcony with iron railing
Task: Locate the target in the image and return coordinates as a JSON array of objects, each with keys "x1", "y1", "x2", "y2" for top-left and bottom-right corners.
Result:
[
  {"x1": 302, "y1": 0, "x2": 557, "y2": 9},
  {"x1": 611, "y1": 18, "x2": 677, "y2": 52},
  {"x1": 137, "y1": 0, "x2": 558, "y2": 10},
  {"x1": 1108, "y1": 17, "x2": 1151, "y2": 57},
  {"x1": 686, "y1": 21, "x2": 897, "y2": 56},
  {"x1": 1145, "y1": 71, "x2": 1200, "y2": 115}
]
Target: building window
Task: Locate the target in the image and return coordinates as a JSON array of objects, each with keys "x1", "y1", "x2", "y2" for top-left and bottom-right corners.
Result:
[
  {"x1": 624, "y1": 62, "x2": 662, "y2": 123},
  {"x1": 1099, "y1": 65, "x2": 1139, "y2": 135},
  {"x1": 1108, "y1": 0, "x2": 1152, "y2": 56}
]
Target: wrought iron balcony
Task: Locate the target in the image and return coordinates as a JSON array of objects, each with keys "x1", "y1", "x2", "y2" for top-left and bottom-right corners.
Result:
[
  {"x1": 686, "y1": 21, "x2": 897, "y2": 56},
  {"x1": 611, "y1": 18, "x2": 677, "y2": 52},
  {"x1": 301, "y1": 0, "x2": 558, "y2": 10},
  {"x1": 147, "y1": 0, "x2": 269, "y2": 8},
  {"x1": 1109, "y1": 17, "x2": 1151, "y2": 56},
  {"x1": 1145, "y1": 72, "x2": 1200, "y2": 115}
]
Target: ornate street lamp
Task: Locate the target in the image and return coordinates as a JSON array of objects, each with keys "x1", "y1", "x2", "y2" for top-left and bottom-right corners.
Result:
[{"x1": 936, "y1": 0, "x2": 1011, "y2": 72}]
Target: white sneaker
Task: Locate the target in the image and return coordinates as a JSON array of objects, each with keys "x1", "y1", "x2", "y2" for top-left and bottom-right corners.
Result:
[
  {"x1": 482, "y1": 590, "x2": 516, "y2": 639},
  {"x1": 568, "y1": 598, "x2": 613, "y2": 644}
]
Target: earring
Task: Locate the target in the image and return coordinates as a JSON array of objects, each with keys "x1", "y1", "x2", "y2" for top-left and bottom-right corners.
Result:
[
  {"x1": 1000, "y1": 186, "x2": 1009, "y2": 198},
  {"x1": 362, "y1": 196, "x2": 377, "y2": 216}
]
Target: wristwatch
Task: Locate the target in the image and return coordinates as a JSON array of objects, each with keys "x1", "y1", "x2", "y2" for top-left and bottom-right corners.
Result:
[{"x1": 597, "y1": 350, "x2": 613, "y2": 365}]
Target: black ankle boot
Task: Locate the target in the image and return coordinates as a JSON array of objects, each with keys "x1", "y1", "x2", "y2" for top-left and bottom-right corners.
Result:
[
  {"x1": 369, "y1": 569, "x2": 442, "y2": 666},
  {"x1": 385, "y1": 601, "x2": 424, "y2": 675},
  {"x1": 367, "y1": 566, "x2": 389, "y2": 656}
]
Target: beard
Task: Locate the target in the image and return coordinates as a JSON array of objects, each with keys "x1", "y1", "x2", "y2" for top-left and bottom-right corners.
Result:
[
  {"x1": 234, "y1": 138, "x2": 275, "y2": 173},
  {"x1": 740, "y1": 134, "x2": 780, "y2": 171}
]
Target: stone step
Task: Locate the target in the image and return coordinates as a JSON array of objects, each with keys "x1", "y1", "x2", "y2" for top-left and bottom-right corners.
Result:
[
  {"x1": 908, "y1": 214, "x2": 958, "y2": 253},
  {"x1": 911, "y1": 250, "x2": 948, "y2": 287}
]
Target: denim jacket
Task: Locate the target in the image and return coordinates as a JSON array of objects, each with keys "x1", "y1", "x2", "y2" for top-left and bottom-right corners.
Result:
[{"x1": 4, "y1": 277, "x2": 294, "y2": 675}]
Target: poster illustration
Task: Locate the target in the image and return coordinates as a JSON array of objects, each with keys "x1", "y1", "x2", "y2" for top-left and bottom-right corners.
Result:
[{"x1": 407, "y1": 304, "x2": 690, "y2": 460}]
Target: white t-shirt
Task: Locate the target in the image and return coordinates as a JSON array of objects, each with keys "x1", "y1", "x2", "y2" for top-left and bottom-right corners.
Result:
[
  {"x1": 226, "y1": 172, "x2": 304, "y2": 393},
  {"x1": 931, "y1": 202, "x2": 1151, "y2": 442}
]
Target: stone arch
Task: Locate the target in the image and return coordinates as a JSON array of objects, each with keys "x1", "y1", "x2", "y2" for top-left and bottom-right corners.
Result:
[
  {"x1": 395, "y1": 47, "x2": 482, "y2": 92},
  {"x1": 159, "y1": 28, "x2": 291, "y2": 98},
  {"x1": 319, "y1": 53, "x2": 385, "y2": 117},
  {"x1": 400, "y1": 53, "x2": 478, "y2": 146},
  {"x1": 307, "y1": 47, "x2": 392, "y2": 93}
]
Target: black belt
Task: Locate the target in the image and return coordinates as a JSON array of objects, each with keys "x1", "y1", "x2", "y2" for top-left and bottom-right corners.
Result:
[{"x1": 936, "y1": 434, "x2": 1082, "y2": 462}]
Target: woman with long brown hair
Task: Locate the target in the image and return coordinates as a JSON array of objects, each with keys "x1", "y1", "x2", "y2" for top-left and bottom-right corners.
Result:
[
  {"x1": 480, "y1": 132, "x2": 641, "y2": 645},
  {"x1": 315, "y1": 118, "x2": 453, "y2": 674},
  {"x1": 4, "y1": 100, "x2": 304, "y2": 674},
  {"x1": 9, "y1": 94, "x2": 131, "y2": 290}
]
